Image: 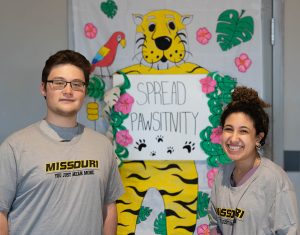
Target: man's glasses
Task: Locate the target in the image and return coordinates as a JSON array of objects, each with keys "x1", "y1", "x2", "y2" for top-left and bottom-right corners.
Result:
[{"x1": 46, "y1": 79, "x2": 86, "y2": 91}]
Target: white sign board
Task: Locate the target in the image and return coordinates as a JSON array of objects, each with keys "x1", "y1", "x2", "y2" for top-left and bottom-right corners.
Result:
[{"x1": 113, "y1": 74, "x2": 211, "y2": 160}]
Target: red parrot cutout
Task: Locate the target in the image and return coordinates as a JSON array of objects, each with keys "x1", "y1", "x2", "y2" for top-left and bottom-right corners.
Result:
[{"x1": 91, "y1": 31, "x2": 126, "y2": 76}]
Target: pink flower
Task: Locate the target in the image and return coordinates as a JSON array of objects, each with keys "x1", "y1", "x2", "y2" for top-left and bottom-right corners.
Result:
[
  {"x1": 114, "y1": 93, "x2": 135, "y2": 114},
  {"x1": 116, "y1": 130, "x2": 133, "y2": 147},
  {"x1": 210, "y1": 126, "x2": 222, "y2": 144},
  {"x1": 207, "y1": 168, "x2": 219, "y2": 188},
  {"x1": 84, "y1": 23, "x2": 97, "y2": 39},
  {"x1": 235, "y1": 53, "x2": 252, "y2": 73},
  {"x1": 199, "y1": 76, "x2": 217, "y2": 94},
  {"x1": 197, "y1": 223, "x2": 210, "y2": 235},
  {"x1": 196, "y1": 27, "x2": 212, "y2": 45}
]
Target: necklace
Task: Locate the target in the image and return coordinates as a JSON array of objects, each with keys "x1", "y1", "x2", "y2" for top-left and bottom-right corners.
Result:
[{"x1": 231, "y1": 156, "x2": 261, "y2": 187}]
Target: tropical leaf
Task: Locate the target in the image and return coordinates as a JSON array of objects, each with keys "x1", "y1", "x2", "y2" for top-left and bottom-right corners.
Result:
[
  {"x1": 117, "y1": 71, "x2": 131, "y2": 94},
  {"x1": 87, "y1": 75, "x2": 105, "y2": 100},
  {"x1": 136, "y1": 206, "x2": 153, "y2": 224},
  {"x1": 197, "y1": 191, "x2": 210, "y2": 218},
  {"x1": 199, "y1": 72, "x2": 236, "y2": 167},
  {"x1": 154, "y1": 212, "x2": 167, "y2": 235},
  {"x1": 216, "y1": 9, "x2": 254, "y2": 51},
  {"x1": 100, "y1": 0, "x2": 118, "y2": 19}
]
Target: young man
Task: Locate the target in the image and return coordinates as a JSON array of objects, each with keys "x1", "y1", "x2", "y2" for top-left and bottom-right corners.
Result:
[{"x1": 0, "y1": 50, "x2": 124, "y2": 235}]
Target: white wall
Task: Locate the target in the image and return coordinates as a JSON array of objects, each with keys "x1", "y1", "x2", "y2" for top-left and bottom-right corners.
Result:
[{"x1": 0, "y1": 0, "x2": 68, "y2": 142}]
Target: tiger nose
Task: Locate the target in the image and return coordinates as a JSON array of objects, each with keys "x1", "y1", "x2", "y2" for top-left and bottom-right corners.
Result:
[{"x1": 155, "y1": 36, "x2": 172, "y2": 50}]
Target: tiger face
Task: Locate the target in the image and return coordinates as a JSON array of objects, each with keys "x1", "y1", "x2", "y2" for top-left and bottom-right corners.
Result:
[{"x1": 133, "y1": 10, "x2": 193, "y2": 70}]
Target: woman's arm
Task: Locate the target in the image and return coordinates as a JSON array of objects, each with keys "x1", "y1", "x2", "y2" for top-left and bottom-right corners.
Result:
[
  {"x1": 0, "y1": 211, "x2": 8, "y2": 235},
  {"x1": 273, "y1": 189, "x2": 299, "y2": 234}
]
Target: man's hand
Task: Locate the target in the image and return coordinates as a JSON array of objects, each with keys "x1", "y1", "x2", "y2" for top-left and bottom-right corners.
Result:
[{"x1": 103, "y1": 202, "x2": 118, "y2": 235}]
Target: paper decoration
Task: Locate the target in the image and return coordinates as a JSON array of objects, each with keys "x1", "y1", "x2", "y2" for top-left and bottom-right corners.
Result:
[
  {"x1": 113, "y1": 74, "x2": 211, "y2": 161},
  {"x1": 69, "y1": 1, "x2": 266, "y2": 234}
]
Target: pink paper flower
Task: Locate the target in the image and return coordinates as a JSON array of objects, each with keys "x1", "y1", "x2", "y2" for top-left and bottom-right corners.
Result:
[
  {"x1": 207, "y1": 168, "x2": 219, "y2": 188},
  {"x1": 197, "y1": 223, "x2": 210, "y2": 235},
  {"x1": 114, "y1": 93, "x2": 135, "y2": 114},
  {"x1": 210, "y1": 126, "x2": 222, "y2": 144},
  {"x1": 199, "y1": 76, "x2": 217, "y2": 94},
  {"x1": 196, "y1": 27, "x2": 212, "y2": 45},
  {"x1": 84, "y1": 23, "x2": 97, "y2": 39},
  {"x1": 116, "y1": 130, "x2": 133, "y2": 147},
  {"x1": 235, "y1": 53, "x2": 252, "y2": 73}
]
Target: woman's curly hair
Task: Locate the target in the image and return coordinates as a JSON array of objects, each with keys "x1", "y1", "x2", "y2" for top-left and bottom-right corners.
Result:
[{"x1": 220, "y1": 86, "x2": 270, "y2": 146}]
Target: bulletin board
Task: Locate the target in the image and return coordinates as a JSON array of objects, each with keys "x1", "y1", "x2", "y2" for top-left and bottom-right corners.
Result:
[{"x1": 69, "y1": 0, "x2": 270, "y2": 234}]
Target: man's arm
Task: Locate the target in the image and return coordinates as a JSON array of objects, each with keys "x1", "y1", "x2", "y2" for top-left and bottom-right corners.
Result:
[
  {"x1": 103, "y1": 202, "x2": 118, "y2": 235},
  {"x1": 0, "y1": 211, "x2": 8, "y2": 235}
]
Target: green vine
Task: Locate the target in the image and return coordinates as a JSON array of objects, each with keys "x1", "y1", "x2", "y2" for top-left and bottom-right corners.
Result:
[
  {"x1": 110, "y1": 71, "x2": 131, "y2": 166},
  {"x1": 200, "y1": 72, "x2": 237, "y2": 167}
]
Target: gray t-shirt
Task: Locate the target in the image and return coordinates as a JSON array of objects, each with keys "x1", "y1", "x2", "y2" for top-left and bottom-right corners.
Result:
[
  {"x1": 0, "y1": 120, "x2": 124, "y2": 235},
  {"x1": 208, "y1": 157, "x2": 299, "y2": 235}
]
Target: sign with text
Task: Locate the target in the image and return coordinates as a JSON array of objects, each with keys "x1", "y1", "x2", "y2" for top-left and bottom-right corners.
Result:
[{"x1": 113, "y1": 74, "x2": 210, "y2": 160}]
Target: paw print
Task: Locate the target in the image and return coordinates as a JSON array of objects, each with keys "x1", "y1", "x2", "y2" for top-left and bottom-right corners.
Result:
[
  {"x1": 167, "y1": 146, "x2": 174, "y2": 154},
  {"x1": 156, "y1": 135, "x2": 164, "y2": 143},
  {"x1": 183, "y1": 141, "x2": 195, "y2": 153},
  {"x1": 150, "y1": 151, "x2": 156, "y2": 157},
  {"x1": 134, "y1": 139, "x2": 147, "y2": 151}
]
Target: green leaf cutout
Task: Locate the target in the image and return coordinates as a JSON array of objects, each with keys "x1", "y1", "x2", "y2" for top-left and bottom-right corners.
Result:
[
  {"x1": 87, "y1": 75, "x2": 105, "y2": 101},
  {"x1": 216, "y1": 9, "x2": 254, "y2": 51},
  {"x1": 136, "y1": 206, "x2": 153, "y2": 224},
  {"x1": 197, "y1": 191, "x2": 210, "y2": 218},
  {"x1": 154, "y1": 212, "x2": 167, "y2": 235},
  {"x1": 100, "y1": 0, "x2": 118, "y2": 19}
]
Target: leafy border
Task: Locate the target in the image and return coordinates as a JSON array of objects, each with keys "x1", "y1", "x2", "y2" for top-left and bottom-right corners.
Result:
[
  {"x1": 111, "y1": 72, "x2": 236, "y2": 167},
  {"x1": 200, "y1": 71, "x2": 237, "y2": 167},
  {"x1": 110, "y1": 71, "x2": 131, "y2": 166}
]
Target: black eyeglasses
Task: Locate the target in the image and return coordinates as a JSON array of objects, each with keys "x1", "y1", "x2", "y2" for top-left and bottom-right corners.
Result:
[{"x1": 46, "y1": 79, "x2": 86, "y2": 91}]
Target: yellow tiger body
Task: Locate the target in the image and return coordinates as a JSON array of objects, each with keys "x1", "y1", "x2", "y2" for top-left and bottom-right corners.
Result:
[{"x1": 117, "y1": 161, "x2": 199, "y2": 235}]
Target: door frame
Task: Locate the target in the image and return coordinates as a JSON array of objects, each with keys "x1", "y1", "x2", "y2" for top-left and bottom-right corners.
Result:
[{"x1": 272, "y1": 0, "x2": 284, "y2": 166}]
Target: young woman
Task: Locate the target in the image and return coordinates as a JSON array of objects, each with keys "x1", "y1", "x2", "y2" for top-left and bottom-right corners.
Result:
[{"x1": 208, "y1": 86, "x2": 299, "y2": 234}]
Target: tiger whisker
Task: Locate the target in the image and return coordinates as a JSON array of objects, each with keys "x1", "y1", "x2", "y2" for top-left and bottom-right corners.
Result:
[{"x1": 132, "y1": 51, "x2": 143, "y2": 60}]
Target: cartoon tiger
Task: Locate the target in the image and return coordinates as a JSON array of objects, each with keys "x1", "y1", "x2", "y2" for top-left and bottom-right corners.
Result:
[
  {"x1": 122, "y1": 9, "x2": 208, "y2": 74},
  {"x1": 117, "y1": 9, "x2": 209, "y2": 235}
]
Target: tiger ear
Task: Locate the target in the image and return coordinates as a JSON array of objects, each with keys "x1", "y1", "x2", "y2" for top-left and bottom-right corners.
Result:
[
  {"x1": 132, "y1": 14, "x2": 143, "y2": 26},
  {"x1": 182, "y1": 15, "x2": 193, "y2": 25}
]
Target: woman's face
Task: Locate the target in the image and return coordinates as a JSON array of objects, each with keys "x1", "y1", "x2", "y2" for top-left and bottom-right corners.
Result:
[{"x1": 221, "y1": 112, "x2": 264, "y2": 162}]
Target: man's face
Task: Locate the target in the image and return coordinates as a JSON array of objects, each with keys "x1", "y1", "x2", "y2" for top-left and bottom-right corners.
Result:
[{"x1": 40, "y1": 64, "x2": 86, "y2": 121}]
